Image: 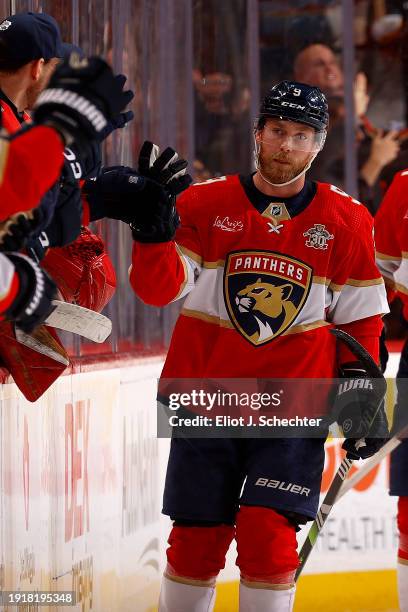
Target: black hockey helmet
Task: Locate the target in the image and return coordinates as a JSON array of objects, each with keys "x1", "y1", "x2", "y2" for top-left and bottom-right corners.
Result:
[{"x1": 257, "y1": 81, "x2": 329, "y2": 132}]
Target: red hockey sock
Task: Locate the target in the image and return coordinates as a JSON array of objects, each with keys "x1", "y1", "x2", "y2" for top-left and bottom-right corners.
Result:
[
  {"x1": 236, "y1": 505, "x2": 298, "y2": 585},
  {"x1": 166, "y1": 524, "x2": 235, "y2": 582},
  {"x1": 398, "y1": 497, "x2": 408, "y2": 561}
]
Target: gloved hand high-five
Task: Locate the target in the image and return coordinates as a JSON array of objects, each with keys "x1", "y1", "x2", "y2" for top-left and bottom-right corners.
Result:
[
  {"x1": 137, "y1": 140, "x2": 192, "y2": 197},
  {"x1": 131, "y1": 141, "x2": 192, "y2": 242},
  {"x1": 82, "y1": 141, "x2": 192, "y2": 243},
  {"x1": 33, "y1": 55, "x2": 133, "y2": 153},
  {"x1": 61, "y1": 78, "x2": 135, "y2": 182},
  {"x1": 98, "y1": 75, "x2": 134, "y2": 142}
]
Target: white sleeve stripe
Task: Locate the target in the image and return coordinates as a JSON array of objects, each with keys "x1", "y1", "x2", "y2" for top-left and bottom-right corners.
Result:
[
  {"x1": 172, "y1": 244, "x2": 202, "y2": 302},
  {"x1": 0, "y1": 253, "x2": 15, "y2": 301},
  {"x1": 327, "y1": 283, "x2": 389, "y2": 324}
]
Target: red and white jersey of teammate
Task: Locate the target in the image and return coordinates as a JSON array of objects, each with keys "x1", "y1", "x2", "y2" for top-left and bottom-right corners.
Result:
[
  {"x1": 375, "y1": 170, "x2": 408, "y2": 317},
  {"x1": 0, "y1": 126, "x2": 64, "y2": 317},
  {"x1": 130, "y1": 175, "x2": 388, "y2": 379}
]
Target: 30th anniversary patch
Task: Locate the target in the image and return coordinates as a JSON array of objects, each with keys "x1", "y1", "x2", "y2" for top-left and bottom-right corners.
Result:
[{"x1": 224, "y1": 250, "x2": 313, "y2": 346}]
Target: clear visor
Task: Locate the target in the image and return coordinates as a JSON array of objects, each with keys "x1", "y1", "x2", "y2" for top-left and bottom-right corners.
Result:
[{"x1": 259, "y1": 124, "x2": 326, "y2": 153}]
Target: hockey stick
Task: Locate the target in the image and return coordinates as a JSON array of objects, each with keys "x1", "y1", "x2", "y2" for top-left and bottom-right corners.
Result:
[
  {"x1": 295, "y1": 455, "x2": 354, "y2": 581},
  {"x1": 295, "y1": 328, "x2": 387, "y2": 581},
  {"x1": 337, "y1": 421, "x2": 408, "y2": 501},
  {"x1": 41, "y1": 300, "x2": 112, "y2": 343}
]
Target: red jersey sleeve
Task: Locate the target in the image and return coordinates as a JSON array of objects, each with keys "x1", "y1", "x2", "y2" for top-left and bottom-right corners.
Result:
[
  {"x1": 129, "y1": 188, "x2": 203, "y2": 306},
  {"x1": 375, "y1": 172, "x2": 406, "y2": 291},
  {"x1": 0, "y1": 126, "x2": 64, "y2": 220},
  {"x1": 328, "y1": 208, "x2": 387, "y2": 365}
]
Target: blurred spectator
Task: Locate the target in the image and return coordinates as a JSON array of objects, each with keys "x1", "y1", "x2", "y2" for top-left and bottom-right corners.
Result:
[
  {"x1": 259, "y1": 4, "x2": 338, "y2": 90},
  {"x1": 293, "y1": 42, "x2": 400, "y2": 213},
  {"x1": 293, "y1": 43, "x2": 344, "y2": 97},
  {"x1": 193, "y1": 68, "x2": 251, "y2": 175}
]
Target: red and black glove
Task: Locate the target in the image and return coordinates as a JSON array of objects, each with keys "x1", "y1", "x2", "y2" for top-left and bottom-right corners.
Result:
[{"x1": 0, "y1": 253, "x2": 57, "y2": 333}]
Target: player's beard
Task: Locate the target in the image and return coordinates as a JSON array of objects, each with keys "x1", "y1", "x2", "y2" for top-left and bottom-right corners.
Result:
[{"x1": 258, "y1": 148, "x2": 313, "y2": 184}]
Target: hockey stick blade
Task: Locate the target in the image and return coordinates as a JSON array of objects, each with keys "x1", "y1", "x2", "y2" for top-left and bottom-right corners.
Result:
[{"x1": 44, "y1": 300, "x2": 112, "y2": 343}]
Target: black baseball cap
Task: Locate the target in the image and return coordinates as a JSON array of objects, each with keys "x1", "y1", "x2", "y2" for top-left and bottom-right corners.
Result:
[
  {"x1": 61, "y1": 42, "x2": 85, "y2": 61},
  {"x1": 0, "y1": 12, "x2": 63, "y2": 64}
]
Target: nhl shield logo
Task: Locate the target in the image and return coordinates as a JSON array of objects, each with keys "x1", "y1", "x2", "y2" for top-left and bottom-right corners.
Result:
[
  {"x1": 0, "y1": 20, "x2": 11, "y2": 31},
  {"x1": 224, "y1": 250, "x2": 313, "y2": 346},
  {"x1": 270, "y1": 205, "x2": 282, "y2": 216}
]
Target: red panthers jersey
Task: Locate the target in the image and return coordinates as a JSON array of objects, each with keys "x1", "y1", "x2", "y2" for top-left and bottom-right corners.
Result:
[
  {"x1": 375, "y1": 170, "x2": 408, "y2": 316},
  {"x1": 0, "y1": 117, "x2": 64, "y2": 315},
  {"x1": 131, "y1": 175, "x2": 388, "y2": 380}
]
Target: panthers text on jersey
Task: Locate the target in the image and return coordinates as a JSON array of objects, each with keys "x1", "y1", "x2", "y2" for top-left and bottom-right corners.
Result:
[
  {"x1": 130, "y1": 175, "x2": 388, "y2": 384},
  {"x1": 375, "y1": 169, "x2": 408, "y2": 318}
]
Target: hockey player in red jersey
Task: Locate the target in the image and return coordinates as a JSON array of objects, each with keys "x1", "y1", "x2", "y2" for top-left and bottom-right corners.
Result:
[
  {"x1": 0, "y1": 43, "x2": 132, "y2": 326},
  {"x1": 0, "y1": 12, "x2": 189, "y2": 400},
  {"x1": 0, "y1": 35, "x2": 133, "y2": 398},
  {"x1": 375, "y1": 173, "x2": 408, "y2": 610},
  {"x1": 128, "y1": 80, "x2": 389, "y2": 611}
]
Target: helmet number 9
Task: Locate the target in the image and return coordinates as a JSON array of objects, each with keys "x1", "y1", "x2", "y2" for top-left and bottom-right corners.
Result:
[{"x1": 293, "y1": 88, "x2": 301, "y2": 96}]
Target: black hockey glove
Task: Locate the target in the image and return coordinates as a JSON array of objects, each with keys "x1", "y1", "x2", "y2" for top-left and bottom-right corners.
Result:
[
  {"x1": 138, "y1": 140, "x2": 192, "y2": 196},
  {"x1": 33, "y1": 55, "x2": 133, "y2": 152},
  {"x1": 83, "y1": 165, "x2": 180, "y2": 242},
  {"x1": 83, "y1": 165, "x2": 150, "y2": 221},
  {"x1": 334, "y1": 364, "x2": 389, "y2": 460},
  {"x1": 1, "y1": 253, "x2": 57, "y2": 332},
  {"x1": 60, "y1": 87, "x2": 134, "y2": 181},
  {"x1": 98, "y1": 79, "x2": 134, "y2": 140},
  {"x1": 131, "y1": 141, "x2": 192, "y2": 242}
]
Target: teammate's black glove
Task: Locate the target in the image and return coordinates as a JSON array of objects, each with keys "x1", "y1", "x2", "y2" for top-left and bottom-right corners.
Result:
[
  {"x1": 63, "y1": 110, "x2": 134, "y2": 180},
  {"x1": 83, "y1": 165, "x2": 181, "y2": 242},
  {"x1": 33, "y1": 55, "x2": 133, "y2": 152},
  {"x1": 61, "y1": 96, "x2": 134, "y2": 181},
  {"x1": 83, "y1": 165, "x2": 158, "y2": 221},
  {"x1": 98, "y1": 91, "x2": 134, "y2": 141},
  {"x1": 1, "y1": 253, "x2": 57, "y2": 332},
  {"x1": 334, "y1": 364, "x2": 389, "y2": 459}
]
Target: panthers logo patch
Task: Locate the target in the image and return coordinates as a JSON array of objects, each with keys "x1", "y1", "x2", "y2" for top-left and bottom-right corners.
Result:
[{"x1": 224, "y1": 251, "x2": 313, "y2": 346}]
